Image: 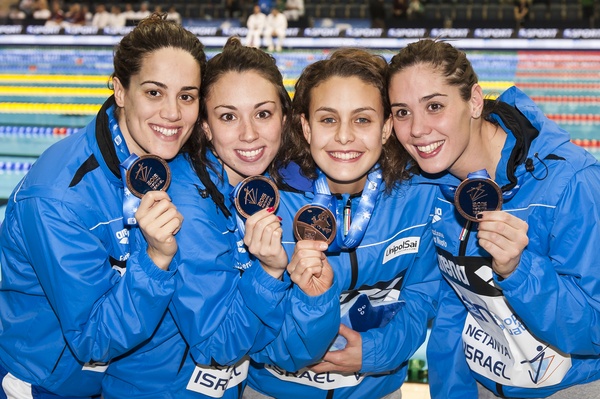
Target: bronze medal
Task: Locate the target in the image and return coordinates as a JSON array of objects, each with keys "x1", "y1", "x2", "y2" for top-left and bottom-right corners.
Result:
[
  {"x1": 293, "y1": 204, "x2": 337, "y2": 244},
  {"x1": 455, "y1": 177, "x2": 503, "y2": 222},
  {"x1": 234, "y1": 175, "x2": 280, "y2": 218},
  {"x1": 125, "y1": 154, "x2": 171, "y2": 198}
]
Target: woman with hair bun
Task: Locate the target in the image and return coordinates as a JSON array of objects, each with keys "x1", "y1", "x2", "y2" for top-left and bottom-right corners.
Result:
[
  {"x1": 0, "y1": 13, "x2": 205, "y2": 399},
  {"x1": 101, "y1": 36, "x2": 338, "y2": 399},
  {"x1": 388, "y1": 38, "x2": 600, "y2": 399}
]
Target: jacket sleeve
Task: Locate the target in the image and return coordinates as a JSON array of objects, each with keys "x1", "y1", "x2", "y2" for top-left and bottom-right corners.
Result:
[
  {"x1": 496, "y1": 165, "x2": 600, "y2": 355},
  {"x1": 427, "y1": 279, "x2": 479, "y2": 399},
  {"x1": 360, "y1": 229, "x2": 442, "y2": 373},
  {"x1": 249, "y1": 280, "x2": 341, "y2": 371},
  {"x1": 168, "y1": 197, "x2": 290, "y2": 366},
  {"x1": 16, "y1": 197, "x2": 176, "y2": 363}
]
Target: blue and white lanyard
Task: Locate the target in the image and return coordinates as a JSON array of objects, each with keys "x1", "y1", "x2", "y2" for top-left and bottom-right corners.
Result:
[
  {"x1": 225, "y1": 182, "x2": 253, "y2": 269},
  {"x1": 230, "y1": 181, "x2": 249, "y2": 236},
  {"x1": 107, "y1": 105, "x2": 141, "y2": 226},
  {"x1": 313, "y1": 167, "x2": 382, "y2": 252}
]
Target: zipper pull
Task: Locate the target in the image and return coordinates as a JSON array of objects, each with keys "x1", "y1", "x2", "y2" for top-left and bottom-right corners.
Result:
[{"x1": 343, "y1": 197, "x2": 351, "y2": 236}]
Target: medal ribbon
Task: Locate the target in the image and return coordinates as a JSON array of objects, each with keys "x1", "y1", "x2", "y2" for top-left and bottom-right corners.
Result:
[
  {"x1": 314, "y1": 167, "x2": 382, "y2": 251},
  {"x1": 439, "y1": 169, "x2": 520, "y2": 202},
  {"x1": 227, "y1": 182, "x2": 253, "y2": 269},
  {"x1": 198, "y1": 153, "x2": 251, "y2": 270},
  {"x1": 230, "y1": 182, "x2": 248, "y2": 236},
  {"x1": 107, "y1": 105, "x2": 141, "y2": 227}
]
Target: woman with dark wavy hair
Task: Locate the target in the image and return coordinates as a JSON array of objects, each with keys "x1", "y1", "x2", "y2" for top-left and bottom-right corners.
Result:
[
  {"x1": 0, "y1": 13, "x2": 205, "y2": 398},
  {"x1": 245, "y1": 47, "x2": 441, "y2": 399},
  {"x1": 388, "y1": 38, "x2": 600, "y2": 399},
  {"x1": 102, "y1": 36, "x2": 338, "y2": 398}
]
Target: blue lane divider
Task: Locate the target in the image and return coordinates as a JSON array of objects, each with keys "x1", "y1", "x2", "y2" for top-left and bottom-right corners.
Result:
[{"x1": 0, "y1": 125, "x2": 80, "y2": 136}]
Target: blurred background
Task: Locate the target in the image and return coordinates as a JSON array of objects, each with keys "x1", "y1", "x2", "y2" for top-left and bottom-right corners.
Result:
[{"x1": 1, "y1": 2, "x2": 599, "y2": 397}]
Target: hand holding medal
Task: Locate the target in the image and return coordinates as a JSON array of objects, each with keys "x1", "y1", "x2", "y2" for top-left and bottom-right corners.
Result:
[
  {"x1": 233, "y1": 176, "x2": 288, "y2": 277},
  {"x1": 121, "y1": 154, "x2": 172, "y2": 226},
  {"x1": 455, "y1": 170, "x2": 528, "y2": 278},
  {"x1": 290, "y1": 204, "x2": 335, "y2": 296},
  {"x1": 454, "y1": 170, "x2": 528, "y2": 278},
  {"x1": 123, "y1": 154, "x2": 182, "y2": 271}
]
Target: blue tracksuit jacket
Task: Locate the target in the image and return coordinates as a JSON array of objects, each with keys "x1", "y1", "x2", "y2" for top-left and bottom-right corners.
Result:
[
  {"x1": 426, "y1": 86, "x2": 600, "y2": 398},
  {"x1": 0, "y1": 97, "x2": 177, "y2": 396},
  {"x1": 247, "y1": 169, "x2": 441, "y2": 399},
  {"x1": 102, "y1": 153, "x2": 339, "y2": 398}
]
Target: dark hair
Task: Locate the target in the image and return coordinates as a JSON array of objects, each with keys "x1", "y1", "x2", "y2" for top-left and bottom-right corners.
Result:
[
  {"x1": 190, "y1": 36, "x2": 292, "y2": 182},
  {"x1": 275, "y1": 47, "x2": 413, "y2": 192},
  {"x1": 110, "y1": 13, "x2": 207, "y2": 90},
  {"x1": 109, "y1": 13, "x2": 206, "y2": 158},
  {"x1": 388, "y1": 39, "x2": 501, "y2": 156},
  {"x1": 388, "y1": 39, "x2": 478, "y2": 103}
]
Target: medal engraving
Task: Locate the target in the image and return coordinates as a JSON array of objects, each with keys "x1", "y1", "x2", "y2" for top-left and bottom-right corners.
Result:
[
  {"x1": 293, "y1": 204, "x2": 337, "y2": 244},
  {"x1": 455, "y1": 177, "x2": 503, "y2": 222},
  {"x1": 234, "y1": 175, "x2": 280, "y2": 218},
  {"x1": 125, "y1": 155, "x2": 171, "y2": 198}
]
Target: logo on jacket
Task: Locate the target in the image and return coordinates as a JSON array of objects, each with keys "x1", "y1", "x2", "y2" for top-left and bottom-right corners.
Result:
[
  {"x1": 437, "y1": 248, "x2": 503, "y2": 297},
  {"x1": 520, "y1": 345, "x2": 561, "y2": 384},
  {"x1": 438, "y1": 253, "x2": 469, "y2": 285},
  {"x1": 383, "y1": 237, "x2": 419, "y2": 264},
  {"x1": 432, "y1": 229, "x2": 447, "y2": 248},
  {"x1": 432, "y1": 207, "x2": 442, "y2": 224},
  {"x1": 116, "y1": 228, "x2": 129, "y2": 245},
  {"x1": 474, "y1": 265, "x2": 495, "y2": 286}
]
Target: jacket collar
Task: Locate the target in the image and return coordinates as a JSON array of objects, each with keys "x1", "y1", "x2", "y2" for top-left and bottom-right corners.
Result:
[
  {"x1": 488, "y1": 99, "x2": 539, "y2": 192},
  {"x1": 95, "y1": 95, "x2": 121, "y2": 179}
]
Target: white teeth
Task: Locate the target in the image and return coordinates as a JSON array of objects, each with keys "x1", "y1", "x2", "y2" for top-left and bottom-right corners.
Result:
[
  {"x1": 417, "y1": 141, "x2": 444, "y2": 154},
  {"x1": 330, "y1": 151, "x2": 361, "y2": 160},
  {"x1": 153, "y1": 126, "x2": 178, "y2": 137},
  {"x1": 237, "y1": 148, "x2": 263, "y2": 158}
]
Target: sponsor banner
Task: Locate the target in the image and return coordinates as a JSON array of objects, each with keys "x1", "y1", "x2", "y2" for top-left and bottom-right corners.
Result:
[
  {"x1": 383, "y1": 237, "x2": 420, "y2": 264},
  {"x1": 3, "y1": 24, "x2": 600, "y2": 49},
  {"x1": 517, "y1": 28, "x2": 560, "y2": 39},
  {"x1": 303, "y1": 27, "x2": 342, "y2": 37},
  {"x1": 345, "y1": 28, "x2": 384, "y2": 38},
  {"x1": 387, "y1": 28, "x2": 428, "y2": 38},
  {"x1": 473, "y1": 28, "x2": 514, "y2": 39},
  {"x1": 436, "y1": 248, "x2": 572, "y2": 388},
  {"x1": 430, "y1": 28, "x2": 470, "y2": 38},
  {"x1": 0, "y1": 26, "x2": 23, "y2": 34},
  {"x1": 25, "y1": 25, "x2": 61, "y2": 35},
  {"x1": 563, "y1": 29, "x2": 600, "y2": 39}
]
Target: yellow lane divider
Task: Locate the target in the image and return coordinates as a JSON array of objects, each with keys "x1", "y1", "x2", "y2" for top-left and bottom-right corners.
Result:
[
  {"x1": 481, "y1": 81, "x2": 514, "y2": 93},
  {"x1": 0, "y1": 74, "x2": 109, "y2": 84},
  {"x1": 0, "y1": 74, "x2": 511, "y2": 93},
  {"x1": 0, "y1": 86, "x2": 111, "y2": 97},
  {"x1": 0, "y1": 102, "x2": 100, "y2": 114}
]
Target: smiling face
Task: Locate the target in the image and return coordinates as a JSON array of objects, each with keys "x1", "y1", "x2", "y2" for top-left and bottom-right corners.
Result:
[
  {"x1": 302, "y1": 75, "x2": 392, "y2": 194},
  {"x1": 113, "y1": 47, "x2": 201, "y2": 161},
  {"x1": 202, "y1": 70, "x2": 284, "y2": 187},
  {"x1": 389, "y1": 63, "x2": 482, "y2": 179}
]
